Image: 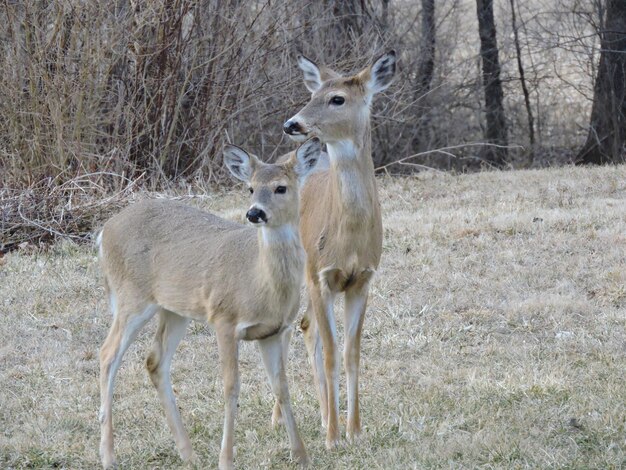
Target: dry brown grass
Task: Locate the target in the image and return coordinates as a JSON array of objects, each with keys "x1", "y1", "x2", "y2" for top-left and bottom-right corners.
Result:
[{"x1": 1, "y1": 165, "x2": 626, "y2": 469}]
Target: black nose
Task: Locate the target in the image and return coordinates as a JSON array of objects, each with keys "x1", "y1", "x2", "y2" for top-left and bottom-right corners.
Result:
[
  {"x1": 283, "y1": 120, "x2": 302, "y2": 135},
  {"x1": 246, "y1": 208, "x2": 267, "y2": 224}
]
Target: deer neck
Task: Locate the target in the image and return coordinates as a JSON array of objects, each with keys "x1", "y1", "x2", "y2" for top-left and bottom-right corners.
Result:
[
  {"x1": 256, "y1": 223, "x2": 304, "y2": 290},
  {"x1": 326, "y1": 121, "x2": 377, "y2": 218}
]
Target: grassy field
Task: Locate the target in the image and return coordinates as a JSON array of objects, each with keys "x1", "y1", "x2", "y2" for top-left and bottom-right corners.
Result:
[{"x1": 1, "y1": 165, "x2": 626, "y2": 469}]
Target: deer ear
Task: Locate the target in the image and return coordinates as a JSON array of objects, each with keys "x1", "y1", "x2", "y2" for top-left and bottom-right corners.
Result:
[
  {"x1": 223, "y1": 145, "x2": 256, "y2": 182},
  {"x1": 294, "y1": 137, "x2": 321, "y2": 179},
  {"x1": 297, "y1": 55, "x2": 323, "y2": 93},
  {"x1": 364, "y1": 50, "x2": 396, "y2": 94}
]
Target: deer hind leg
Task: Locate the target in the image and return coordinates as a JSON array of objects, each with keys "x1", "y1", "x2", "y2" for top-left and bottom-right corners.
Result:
[
  {"x1": 258, "y1": 328, "x2": 309, "y2": 466},
  {"x1": 311, "y1": 278, "x2": 339, "y2": 449},
  {"x1": 145, "y1": 309, "x2": 195, "y2": 464},
  {"x1": 271, "y1": 325, "x2": 293, "y2": 428},
  {"x1": 300, "y1": 296, "x2": 328, "y2": 429},
  {"x1": 99, "y1": 297, "x2": 157, "y2": 469},
  {"x1": 343, "y1": 279, "x2": 371, "y2": 443},
  {"x1": 215, "y1": 323, "x2": 239, "y2": 470}
]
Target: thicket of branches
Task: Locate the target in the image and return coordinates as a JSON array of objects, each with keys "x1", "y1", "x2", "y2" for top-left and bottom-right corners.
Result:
[
  {"x1": 0, "y1": 1, "x2": 617, "y2": 183},
  {"x1": 0, "y1": 0, "x2": 622, "y2": 250}
]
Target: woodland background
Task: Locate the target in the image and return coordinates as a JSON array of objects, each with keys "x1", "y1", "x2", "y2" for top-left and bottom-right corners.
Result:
[{"x1": 0, "y1": 0, "x2": 625, "y2": 250}]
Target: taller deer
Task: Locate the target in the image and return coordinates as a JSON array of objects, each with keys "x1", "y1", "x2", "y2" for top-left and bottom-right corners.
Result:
[{"x1": 282, "y1": 51, "x2": 396, "y2": 448}]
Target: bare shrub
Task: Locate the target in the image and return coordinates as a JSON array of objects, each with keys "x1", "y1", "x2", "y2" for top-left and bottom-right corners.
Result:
[{"x1": 0, "y1": 174, "x2": 137, "y2": 252}]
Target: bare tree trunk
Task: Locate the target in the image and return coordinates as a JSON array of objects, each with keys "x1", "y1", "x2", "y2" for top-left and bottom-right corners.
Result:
[
  {"x1": 297, "y1": 0, "x2": 368, "y2": 63},
  {"x1": 576, "y1": 0, "x2": 626, "y2": 164},
  {"x1": 476, "y1": 0, "x2": 508, "y2": 167},
  {"x1": 409, "y1": 0, "x2": 436, "y2": 159},
  {"x1": 509, "y1": 0, "x2": 534, "y2": 148},
  {"x1": 415, "y1": 0, "x2": 435, "y2": 97},
  {"x1": 381, "y1": 0, "x2": 390, "y2": 31},
  {"x1": 330, "y1": 0, "x2": 366, "y2": 53}
]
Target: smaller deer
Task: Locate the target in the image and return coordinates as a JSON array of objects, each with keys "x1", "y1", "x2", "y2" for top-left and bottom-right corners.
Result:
[{"x1": 97, "y1": 138, "x2": 321, "y2": 469}]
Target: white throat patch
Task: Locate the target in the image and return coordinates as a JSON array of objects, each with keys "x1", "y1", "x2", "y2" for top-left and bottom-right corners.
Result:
[
  {"x1": 261, "y1": 224, "x2": 299, "y2": 246},
  {"x1": 326, "y1": 140, "x2": 370, "y2": 212},
  {"x1": 327, "y1": 140, "x2": 358, "y2": 162}
]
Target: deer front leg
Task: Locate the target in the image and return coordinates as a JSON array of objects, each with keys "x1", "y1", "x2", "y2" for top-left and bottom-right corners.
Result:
[
  {"x1": 258, "y1": 329, "x2": 309, "y2": 466},
  {"x1": 343, "y1": 280, "x2": 370, "y2": 443},
  {"x1": 300, "y1": 296, "x2": 328, "y2": 429},
  {"x1": 216, "y1": 325, "x2": 239, "y2": 470},
  {"x1": 270, "y1": 325, "x2": 292, "y2": 428},
  {"x1": 311, "y1": 280, "x2": 339, "y2": 449}
]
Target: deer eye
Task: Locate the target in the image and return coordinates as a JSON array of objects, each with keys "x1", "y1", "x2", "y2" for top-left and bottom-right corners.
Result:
[
  {"x1": 275, "y1": 186, "x2": 287, "y2": 194},
  {"x1": 330, "y1": 96, "x2": 345, "y2": 106},
  {"x1": 248, "y1": 187, "x2": 254, "y2": 194}
]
